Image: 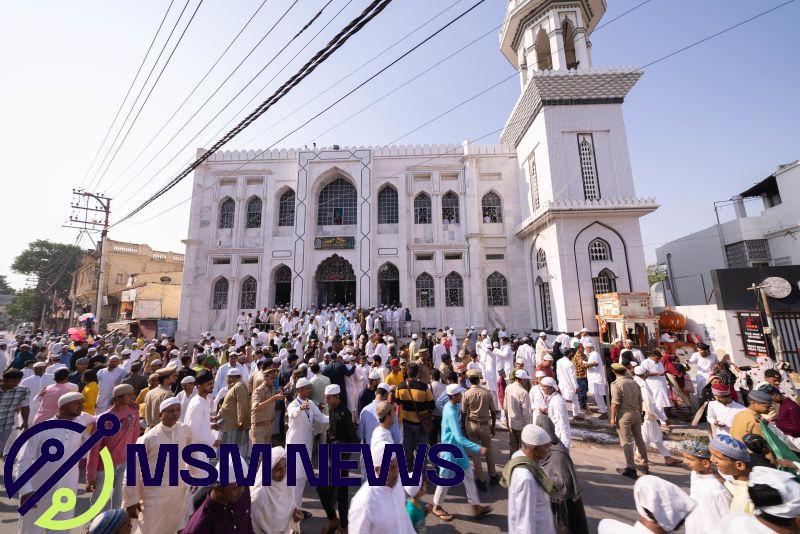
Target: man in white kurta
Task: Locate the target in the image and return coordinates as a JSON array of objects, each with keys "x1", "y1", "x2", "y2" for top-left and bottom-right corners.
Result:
[
  {"x1": 124, "y1": 398, "x2": 191, "y2": 534},
  {"x1": 183, "y1": 371, "x2": 216, "y2": 451},
  {"x1": 19, "y1": 363, "x2": 53, "y2": 427},
  {"x1": 555, "y1": 351, "x2": 581, "y2": 417},
  {"x1": 705, "y1": 383, "x2": 745, "y2": 436},
  {"x1": 286, "y1": 377, "x2": 329, "y2": 509},
  {"x1": 96, "y1": 356, "x2": 126, "y2": 412},
  {"x1": 584, "y1": 343, "x2": 607, "y2": 414},
  {"x1": 641, "y1": 353, "x2": 672, "y2": 410},
  {"x1": 515, "y1": 339, "x2": 536, "y2": 376},
  {"x1": 633, "y1": 366, "x2": 680, "y2": 464},
  {"x1": 496, "y1": 338, "x2": 515, "y2": 377},
  {"x1": 539, "y1": 378, "x2": 571, "y2": 448},
  {"x1": 535, "y1": 334, "x2": 551, "y2": 366},
  {"x1": 688, "y1": 344, "x2": 718, "y2": 397},
  {"x1": 14, "y1": 392, "x2": 87, "y2": 534},
  {"x1": 505, "y1": 424, "x2": 556, "y2": 534}
]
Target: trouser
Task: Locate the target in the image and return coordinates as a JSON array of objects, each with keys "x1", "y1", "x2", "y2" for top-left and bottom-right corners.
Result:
[
  {"x1": 576, "y1": 378, "x2": 588, "y2": 409},
  {"x1": 466, "y1": 421, "x2": 495, "y2": 481},
  {"x1": 590, "y1": 382, "x2": 607, "y2": 413},
  {"x1": 90, "y1": 462, "x2": 127, "y2": 510},
  {"x1": 294, "y1": 474, "x2": 307, "y2": 508},
  {"x1": 220, "y1": 428, "x2": 250, "y2": 460},
  {"x1": 433, "y1": 467, "x2": 482, "y2": 506},
  {"x1": 617, "y1": 415, "x2": 649, "y2": 469},
  {"x1": 508, "y1": 427, "x2": 522, "y2": 456},
  {"x1": 564, "y1": 395, "x2": 582, "y2": 417},
  {"x1": 429, "y1": 416, "x2": 442, "y2": 446},
  {"x1": 249, "y1": 422, "x2": 272, "y2": 446},
  {"x1": 402, "y1": 422, "x2": 429, "y2": 471},
  {"x1": 641, "y1": 418, "x2": 671, "y2": 457},
  {"x1": 0, "y1": 426, "x2": 13, "y2": 457},
  {"x1": 316, "y1": 485, "x2": 350, "y2": 527}
]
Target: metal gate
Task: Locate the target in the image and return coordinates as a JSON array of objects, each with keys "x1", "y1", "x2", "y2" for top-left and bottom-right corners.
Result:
[{"x1": 773, "y1": 312, "x2": 800, "y2": 371}]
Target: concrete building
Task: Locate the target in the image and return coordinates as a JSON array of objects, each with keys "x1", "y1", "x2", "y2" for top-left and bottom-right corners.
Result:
[
  {"x1": 655, "y1": 160, "x2": 800, "y2": 306},
  {"x1": 72, "y1": 238, "x2": 185, "y2": 326},
  {"x1": 177, "y1": 0, "x2": 657, "y2": 341}
]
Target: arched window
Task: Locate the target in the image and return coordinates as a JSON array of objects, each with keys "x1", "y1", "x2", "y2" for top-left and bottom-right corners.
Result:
[
  {"x1": 378, "y1": 263, "x2": 399, "y2": 306},
  {"x1": 277, "y1": 189, "x2": 295, "y2": 227},
  {"x1": 414, "y1": 193, "x2": 431, "y2": 224},
  {"x1": 486, "y1": 271, "x2": 509, "y2": 306},
  {"x1": 442, "y1": 191, "x2": 459, "y2": 224},
  {"x1": 246, "y1": 197, "x2": 262, "y2": 228},
  {"x1": 536, "y1": 276, "x2": 553, "y2": 329},
  {"x1": 377, "y1": 186, "x2": 398, "y2": 224},
  {"x1": 563, "y1": 19, "x2": 578, "y2": 69},
  {"x1": 481, "y1": 191, "x2": 503, "y2": 223},
  {"x1": 589, "y1": 238, "x2": 611, "y2": 261},
  {"x1": 318, "y1": 177, "x2": 356, "y2": 225},
  {"x1": 578, "y1": 133, "x2": 600, "y2": 200},
  {"x1": 274, "y1": 265, "x2": 291, "y2": 306},
  {"x1": 416, "y1": 272, "x2": 434, "y2": 307},
  {"x1": 592, "y1": 268, "x2": 617, "y2": 295},
  {"x1": 239, "y1": 276, "x2": 257, "y2": 309},
  {"x1": 212, "y1": 278, "x2": 229, "y2": 310},
  {"x1": 535, "y1": 28, "x2": 552, "y2": 70},
  {"x1": 536, "y1": 248, "x2": 547, "y2": 270},
  {"x1": 219, "y1": 198, "x2": 235, "y2": 228},
  {"x1": 444, "y1": 272, "x2": 463, "y2": 307}
]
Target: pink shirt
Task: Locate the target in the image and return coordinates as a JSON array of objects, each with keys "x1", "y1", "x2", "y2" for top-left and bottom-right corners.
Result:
[
  {"x1": 33, "y1": 382, "x2": 79, "y2": 424},
  {"x1": 86, "y1": 405, "x2": 140, "y2": 483}
]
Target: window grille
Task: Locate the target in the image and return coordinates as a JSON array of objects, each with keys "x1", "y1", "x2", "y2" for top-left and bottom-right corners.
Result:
[
  {"x1": 538, "y1": 278, "x2": 553, "y2": 329},
  {"x1": 275, "y1": 266, "x2": 292, "y2": 284},
  {"x1": 377, "y1": 186, "x2": 399, "y2": 224},
  {"x1": 445, "y1": 272, "x2": 463, "y2": 307},
  {"x1": 481, "y1": 191, "x2": 503, "y2": 223},
  {"x1": 239, "y1": 277, "x2": 257, "y2": 309},
  {"x1": 219, "y1": 198, "x2": 235, "y2": 228},
  {"x1": 592, "y1": 270, "x2": 617, "y2": 295},
  {"x1": 589, "y1": 239, "x2": 611, "y2": 261},
  {"x1": 726, "y1": 240, "x2": 771, "y2": 268},
  {"x1": 578, "y1": 134, "x2": 600, "y2": 200},
  {"x1": 536, "y1": 248, "x2": 547, "y2": 269},
  {"x1": 317, "y1": 178, "x2": 357, "y2": 225},
  {"x1": 278, "y1": 190, "x2": 295, "y2": 227},
  {"x1": 414, "y1": 193, "x2": 431, "y2": 224},
  {"x1": 416, "y1": 272, "x2": 435, "y2": 307},
  {"x1": 442, "y1": 191, "x2": 460, "y2": 224},
  {"x1": 486, "y1": 253, "x2": 504, "y2": 260},
  {"x1": 529, "y1": 157, "x2": 540, "y2": 210},
  {"x1": 486, "y1": 271, "x2": 509, "y2": 306},
  {"x1": 212, "y1": 278, "x2": 229, "y2": 309},
  {"x1": 246, "y1": 197, "x2": 262, "y2": 228}
]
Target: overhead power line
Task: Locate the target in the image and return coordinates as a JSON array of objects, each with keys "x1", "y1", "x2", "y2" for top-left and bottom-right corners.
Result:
[{"x1": 113, "y1": 0, "x2": 395, "y2": 225}]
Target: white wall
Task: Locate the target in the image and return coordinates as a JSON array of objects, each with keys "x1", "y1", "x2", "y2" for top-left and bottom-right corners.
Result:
[{"x1": 672, "y1": 304, "x2": 748, "y2": 366}]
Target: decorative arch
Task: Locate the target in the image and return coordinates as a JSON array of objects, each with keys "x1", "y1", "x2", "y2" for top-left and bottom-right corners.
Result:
[
  {"x1": 562, "y1": 19, "x2": 578, "y2": 69},
  {"x1": 315, "y1": 255, "x2": 356, "y2": 306},
  {"x1": 536, "y1": 248, "x2": 547, "y2": 270},
  {"x1": 588, "y1": 238, "x2": 612, "y2": 261},
  {"x1": 592, "y1": 268, "x2": 617, "y2": 296},
  {"x1": 377, "y1": 184, "x2": 399, "y2": 224},
  {"x1": 444, "y1": 271, "x2": 464, "y2": 307},
  {"x1": 273, "y1": 264, "x2": 292, "y2": 306},
  {"x1": 277, "y1": 188, "x2": 295, "y2": 227},
  {"x1": 239, "y1": 276, "x2": 257, "y2": 309},
  {"x1": 441, "y1": 191, "x2": 460, "y2": 224},
  {"x1": 377, "y1": 262, "x2": 399, "y2": 306},
  {"x1": 486, "y1": 271, "x2": 509, "y2": 306},
  {"x1": 317, "y1": 177, "x2": 357, "y2": 226},
  {"x1": 246, "y1": 196, "x2": 262, "y2": 228},
  {"x1": 211, "y1": 277, "x2": 229, "y2": 310},
  {"x1": 536, "y1": 275, "x2": 553, "y2": 329},
  {"x1": 481, "y1": 190, "x2": 503, "y2": 223},
  {"x1": 414, "y1": 192, "x2": 432, "y2": 224},
  {"x1": 535, "y1": 28, "x2": 552, "y2": 70},
  {"x1": 219, "y1": 197, "x2": 235, "y2": 229},
  {"x1": 415, "y1": 272, "x2": 434, "y2": 307}
]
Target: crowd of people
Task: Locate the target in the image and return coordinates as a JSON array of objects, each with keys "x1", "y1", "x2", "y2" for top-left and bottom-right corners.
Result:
[{"x1": 0, "y1": 304, "x2": 799, "y2": 534}]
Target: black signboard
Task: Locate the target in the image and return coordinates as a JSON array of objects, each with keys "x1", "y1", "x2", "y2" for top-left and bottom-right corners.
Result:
[
  {"x1": 737, "y1": 311, "x2": 769, "y2": 358},
  {"x1": 314, "y1": 236, "x2": 355, "y2": 250},
  {"x1": 712, "y1": 266, "x2": 800, "y2": 311}
]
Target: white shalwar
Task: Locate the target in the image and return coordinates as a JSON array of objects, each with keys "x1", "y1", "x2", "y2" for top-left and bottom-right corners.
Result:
[
  {"x1": 348, "y1": 481, "x2": 416, "y2": 534},
  {"x1": 585, "y1": 350, "x2": 607, "y2": 413},
  {"x1": 123, "y1": 422, "x2": 192, "y2": 534},
  {"x1": 705, "y1": 399, "x2": 745, "y2": 437},
  {"x1": 546, "y1": 393, "x2": 572, "y2": 448},
  {"x1": 688, "y1": 352, "x2": 718, "y2": 394},
  {"x1": 285, "y1": 397, "x2": 329, "y2": 508},
  {"x1": 14, "y1": 415, "x2": 89, "y2": 534},
  {"x1": 634, "y1": 376, "x2": 670, "y2": 457},
  {"x1": 507, "y1": 450, "x2": 556, "y2": 534},
  {"x1": 556, "y1": 356, "x2": 581, "y2": 416},
  {"x1": 684, "y1": 471, "x2": 731, "y2": 534},
  {"x1": 641, "y1": 358, "x2": 672, "y2": 409}
]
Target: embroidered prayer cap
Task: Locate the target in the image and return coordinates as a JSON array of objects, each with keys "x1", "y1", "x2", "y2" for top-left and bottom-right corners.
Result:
[
  {"x1": 633, "y1": 475, "x2": 695, "y2": 531},
  {"x1": 678, "y1": 438, "x2": 710, "y2": 459},
  {"x1": 710, "y1": 434, "x2": 750, "y2": 462}
]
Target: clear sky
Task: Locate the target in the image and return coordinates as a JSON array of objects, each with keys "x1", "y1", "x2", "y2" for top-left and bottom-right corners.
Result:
[{"x1": 2, "y1": 0, "x2": 798, "y2": 289}]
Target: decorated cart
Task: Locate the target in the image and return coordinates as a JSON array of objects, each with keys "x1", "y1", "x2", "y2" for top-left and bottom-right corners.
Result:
[{"x1": 595, "y1": 292, "x2": 657, "y2": 347}]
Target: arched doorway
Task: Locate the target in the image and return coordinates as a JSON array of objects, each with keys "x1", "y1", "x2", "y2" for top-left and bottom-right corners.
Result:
[
  {"x1": 315, "y1": 255, "x2": 356, "y2": 306},
  {"x1": 378, "y1": 263, "x2": 399, "y2": 306},
  {"x1": 273, "y1": 265, "x2": 292, "y2": 306}
]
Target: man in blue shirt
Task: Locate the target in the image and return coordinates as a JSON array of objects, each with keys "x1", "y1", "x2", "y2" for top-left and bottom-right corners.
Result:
[{"x1": 431, "y1": 383, "x2": 492, "y2": 522}]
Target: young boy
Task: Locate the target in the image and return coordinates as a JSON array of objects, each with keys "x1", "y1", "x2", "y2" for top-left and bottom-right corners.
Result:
[
  {"x1": 709, "y1": 434, "x2": 754, "y2": 515},
  {"x1": 680, "y1": 439, "x2": 731, "y2": 533}
]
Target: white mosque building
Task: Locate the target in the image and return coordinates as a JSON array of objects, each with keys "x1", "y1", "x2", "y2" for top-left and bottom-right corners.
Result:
[{"x1": 176, "y1": 0, "x2": 658, "y2": 340}]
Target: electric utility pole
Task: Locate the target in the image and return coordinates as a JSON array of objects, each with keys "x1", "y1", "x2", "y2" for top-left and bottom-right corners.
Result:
[{"x1": 66, "y1": 189, "x2": 111, "y2": 332}]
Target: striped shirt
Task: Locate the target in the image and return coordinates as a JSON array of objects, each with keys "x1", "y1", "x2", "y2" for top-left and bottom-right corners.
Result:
[
  {"x1": 0, "y1": 386, "x2": 30, "y2": 430},
  {"x1": 394, "y1": 379, "x2": 434, "y2": 424}
]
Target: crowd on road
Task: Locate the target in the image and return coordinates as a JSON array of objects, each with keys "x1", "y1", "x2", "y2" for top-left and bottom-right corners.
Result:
[{"x1": 1, "y1": 303, "x2": 799, "y2": 533}]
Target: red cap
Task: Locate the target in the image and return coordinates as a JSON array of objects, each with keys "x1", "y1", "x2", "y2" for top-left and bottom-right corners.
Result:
[
  {"x1": 390, "y1": 358, "x2": 399, "y2": 367},
  {"x1": 711, "y1": 382, "x2": 731, "y2": 395}
]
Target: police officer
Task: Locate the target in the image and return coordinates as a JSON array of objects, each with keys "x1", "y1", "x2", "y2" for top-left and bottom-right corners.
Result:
[{"x1": 461, "y1": 368, "x2": 498, "y2": 491}]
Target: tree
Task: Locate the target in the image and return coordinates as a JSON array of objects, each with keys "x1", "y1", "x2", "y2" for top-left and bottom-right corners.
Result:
[
  {"x1": 11, "y1": 240, "x2": 83, "y2": 299},
  {"x1": 6, "y1": 288, "x2": 42, "y2": 322},
  {"x1": 0, "y1": 274, "x2": 14, "y2": 294},
  {"x1": 647, "y1": 264, "x2": 668, "y2": 286}
]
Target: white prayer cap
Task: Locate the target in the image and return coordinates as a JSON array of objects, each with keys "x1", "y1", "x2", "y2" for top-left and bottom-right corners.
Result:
[
  {"x1": 412, "y1": 334, "x2": 417, "y2": 339},
  {"x1": 368, "y1": 370, "x2": 381, "y2": 380},
  {"x1": 580, "y1": 328, "x2": 589, "y2": 333},
  {"x1": 181, "y1": 376, "x2": 196, "y2": 385},
  {"x1": 343, "y1": 355, "x2": 353, "y2": 363},
  {"x1": 573, "y1": 331, "x2": 580, "y2": 337},
  {"x1": 749, "y1": 466, "x2": 800, "y2": 518},
  {"x1": 112, "y1": 384, "x2": 134, "y2": 397},
  {"x1": 543, "y1": 354, "x2": 553, "y2": 361},
  {"x1": 540, "y1": 377, "x2": 558, "y2": 390},
  {"x1": 33, "y1": 361, "x2": 46, "y2": 369},
  {"x1": 270, "y1": 446, "x2": 287, "y2": 470},
  {"x1": 325, "y1": 384, "x2": 341, "y2": 396},
  {"x1": 582, "y1": 340, "x2": 594, "y2": 347},
  {"x1": 535, "y1": 370, "x2": 546, "y2": 378},
  {"x1": 538, "y1": 331, "x2": 547, "y2": 337},
  {"x1": 296, "y1": 377, "x2": 312, "y2": 389},
  {"x1": 121, "y1": 348, "x2": 132, "y2": 355},
  {"x1": 521, "y1": 424, "x2": 551, "y2": 446},
  {"x1": 515, "y1": 370, "x2": 531, "y2": 380},
  {"x1": 228, "y1": 368, "x2": 242, "y2": 377},
  {"x1": 159, "y1": 397, "x2": 181, "y2": 413},
  {"x1": 170, "y1": 349, "x2": 180, "y2": 356},
  {"x1": 308, "y1": 358, "x2": 317, "y2": 365},
  {"x1": 108, "y1": 355, "x2": 120, "y2": 362},
  {"x1": 634, "y1": 366, "x2": 647, "y2": 376},
  {"x1": 151, "y1": 359, "x2": 162, "y2": 367},
  {"x1": 633, "y1": 475, "x2": 695, "y2": 531},
  {"x1": 376, "y1": 382, "x2": 392, "y2": 393},
  {"x1": 446, "y1": 383, "x2": 465, "y2": 396},
  {"x1": 515, "y1": 357, "x2": 525, "y2": 364},
  {"x1": 298, "y1": 363, "x2": 308, "y2": 370},
  {"x1": 58, "y1": 391, "x2": 83, "y2": 408}
]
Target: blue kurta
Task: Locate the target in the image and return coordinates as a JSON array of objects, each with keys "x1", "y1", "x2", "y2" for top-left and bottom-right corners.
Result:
[{"x1": 438, "y1": 401, "x2": 481, "y2": 478}]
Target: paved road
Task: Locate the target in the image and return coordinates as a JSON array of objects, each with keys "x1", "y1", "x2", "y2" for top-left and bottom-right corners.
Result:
[{"x1": 0, "y1": 417, "x2": 691, "y2": 533}]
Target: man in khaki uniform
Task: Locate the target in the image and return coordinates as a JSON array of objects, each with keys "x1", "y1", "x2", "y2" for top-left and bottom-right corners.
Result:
[
  {"x1": 609, "y1": 363, "x2": 649, "y2": 479},
  {"x1": 250, "y1": 362, "x2": 282, "y2": 445},
  {"x1": 462, "y1": 369, "x2": 498, "y2": 490},
  {"x1": 143, "y1": 367, "x2": 176, "y2": 429},
  {"x1": 217, "y1": 368, "x2": 250, "y2": 455}
]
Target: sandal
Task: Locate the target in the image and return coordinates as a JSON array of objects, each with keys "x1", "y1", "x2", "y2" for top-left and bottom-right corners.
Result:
[
  {"x1": 432, "y1": 507, "x2": 453, "y2": 522},
  {"x1": 473, "y1": 505, "x2": 492, "y2": 517}
]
